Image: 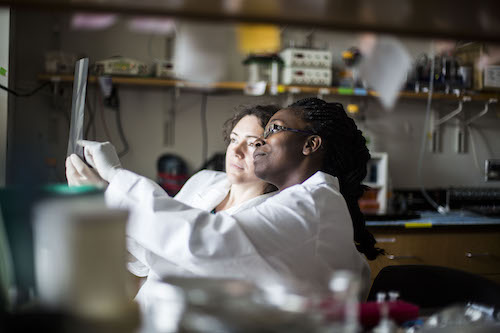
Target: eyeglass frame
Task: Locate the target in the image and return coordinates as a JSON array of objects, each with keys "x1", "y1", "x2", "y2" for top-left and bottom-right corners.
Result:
[{"x1": 263, "y1": 123, "x2": 316, "y2": 139}]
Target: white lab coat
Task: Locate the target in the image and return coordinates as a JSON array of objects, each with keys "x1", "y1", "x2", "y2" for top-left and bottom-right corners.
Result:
[
  {"x1": 117, "y1": 170, "x2": 276, "y2": 277},
  {"x1": 106, "y1": 169, "x2": 277, "y2": 308},
  {"x1": 105, "y1": 169, "x2": 370, "y2": 305}
]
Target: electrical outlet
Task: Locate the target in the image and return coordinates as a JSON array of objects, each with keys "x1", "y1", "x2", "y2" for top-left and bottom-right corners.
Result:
[{"x1": 485, "y1": 159, "x2": 500, "y2": 181}]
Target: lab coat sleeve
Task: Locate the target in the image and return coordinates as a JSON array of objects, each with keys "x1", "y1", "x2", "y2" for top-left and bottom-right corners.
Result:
[
  {"x1": 124, "y1": 196, "x2": 282, "y2": 279},
  {"x1": 106, "y1": 169, "x2": 231, "y2": 277},
  {"x1": 108, "y1": 169, "x2": 363, "y2": 292},
  {"x1": 105, "y1": 169, "x2": 171, "y2": 277},
  {"x1": 105, "y1": 169, "x2": 170, "y2": 209},
  {"x1": 108, "y1": 171, "x2": 320, "y2": 281},
  {"x1": 120, "y1": 180, "x2": 324, "y2": 284},
  {"x1": 106, "y1": 169, "x2": 282, "y2": 280}
]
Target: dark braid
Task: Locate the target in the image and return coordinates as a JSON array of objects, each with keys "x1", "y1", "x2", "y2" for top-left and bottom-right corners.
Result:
[{"x1": 289, "y1": 97, "x2": 384, "y2": 260}]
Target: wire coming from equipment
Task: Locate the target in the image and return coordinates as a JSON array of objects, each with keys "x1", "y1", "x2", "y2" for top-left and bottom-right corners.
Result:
[
  {"x1": 98, "y1": 89, "x2": 113, "y2": 142},
  {"x1": 114, "y1": 104, "x2": 129, "y2": 158},
  {"x1": 200, "y1": 93, "x2": 208, "y2": 165},
  {"x1": 417, "y1": 43, "x2": 449, "y2": 215},
  {"x1": 0, "y1": 82, "x2": 51, "y2": 97}
]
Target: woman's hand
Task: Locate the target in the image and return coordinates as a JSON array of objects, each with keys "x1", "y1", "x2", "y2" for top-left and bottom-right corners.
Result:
[
  {"x1": 77, "y1": 140, "x2": 122, "y2": 182},
  {"x1": 66, "y1": 154, "x2": 108, "y2": 188}
]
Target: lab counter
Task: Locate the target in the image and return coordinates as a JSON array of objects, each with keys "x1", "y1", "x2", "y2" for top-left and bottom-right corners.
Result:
[
  {"x1": 364, "y1": 211, "x2": 500, "y2": 285},
  {"x1": 366, "y1": 211, "x2": 500, "y2": 228}
]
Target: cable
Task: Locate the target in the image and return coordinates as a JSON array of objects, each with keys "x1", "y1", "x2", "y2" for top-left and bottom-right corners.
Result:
[
  {"x1": 200, "y1": 93, "x2": 208, "y2": 165},
  {"x1": 468, "y1": 124, "x2": 484, "y2": 176},
  {"x1": 92, "y1": 87, "x2": 97, "y2": 140},
  {"x1": 417, "y1": 44, "x2": 449, "y2": 215},
  {"x1": 0, "y1": 82, "x2": 50, "y2": 97},
  {"x1": 114, "y1": 104, "x2": 129, "y2": 158},
  {"x1": 98, "y1": 89, "x2": 113, "y2": 142}
]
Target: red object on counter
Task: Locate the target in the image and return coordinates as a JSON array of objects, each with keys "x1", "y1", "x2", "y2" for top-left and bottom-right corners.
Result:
[
  {"x1": 318, "y1": 299, "x2": 419, "y2": 330},
  {"x1": 359, "y1": 301, "x2": 419, "y2": 329}
]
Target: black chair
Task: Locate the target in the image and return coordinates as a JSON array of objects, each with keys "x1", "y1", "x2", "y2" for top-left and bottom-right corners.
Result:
[{"x1": 368, "y1": 265, "x2": 500, "y2": 309}]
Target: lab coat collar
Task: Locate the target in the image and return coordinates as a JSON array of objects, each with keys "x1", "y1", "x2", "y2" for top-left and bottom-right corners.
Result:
[
  {"x1": 297, "y1": 171, "x2": 340, "y2": 192},
  {"x1": 192, "y1": 176, "x2": 231, "y2": 211}
]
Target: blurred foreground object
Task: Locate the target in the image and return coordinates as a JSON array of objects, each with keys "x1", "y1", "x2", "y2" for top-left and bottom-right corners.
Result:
[
  {"x1": 358, "y1": 35, "x2": 411, "y2": 110},
  {"x1": 174, "y1": 21, "x2": 231, "y2": 83},
  {"x1": 423, "y1": 303, "x2": 500, "y2": 331},
  {"x1": 145, "y1": 276, "x2": 317, "y2": 333},
  {"x1": 32, "y1": 188, "x2": 138, "y2": 331}
]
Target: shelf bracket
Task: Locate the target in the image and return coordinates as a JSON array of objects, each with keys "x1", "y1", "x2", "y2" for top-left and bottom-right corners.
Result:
[
  {"x1": 465, "y1": 98, "x2": 497, "y2": 125},
  {"x1": 434, "y1": 95, "x2": 471, "y2": 127},
  {"x1": 429, "y1": 95, "x2": 471, "y2": 154}
]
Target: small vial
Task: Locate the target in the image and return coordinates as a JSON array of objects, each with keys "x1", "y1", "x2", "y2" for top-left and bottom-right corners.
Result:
[
  {"x1": 388, "y1": 291, "x2": 399, "y2": 302},
  {"x1": 376, "y1": 292, "x2": 387, "y2": 303}
]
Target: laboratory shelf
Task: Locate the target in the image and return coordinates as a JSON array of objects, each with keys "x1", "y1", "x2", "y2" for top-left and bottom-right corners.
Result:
[{"x1": 37, "y1": 74, "x2": 500, "y2": 101}]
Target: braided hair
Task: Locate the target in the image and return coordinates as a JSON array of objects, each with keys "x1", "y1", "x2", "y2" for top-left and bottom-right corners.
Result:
[{"x1": 289, "y1": 97, "x2": 384, "y2": 260}]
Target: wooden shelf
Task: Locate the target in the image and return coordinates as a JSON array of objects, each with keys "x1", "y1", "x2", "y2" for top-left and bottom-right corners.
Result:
[{"x1": 38, "y1": 74, "x2": 500, "y2": 101}]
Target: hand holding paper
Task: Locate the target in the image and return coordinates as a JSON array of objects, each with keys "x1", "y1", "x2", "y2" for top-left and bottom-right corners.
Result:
[
  {"x1": 77, "y1": 140, "x2": 122, "y2": 182},
  {"x1": 66, "y1": 154, "x2": 108, "y2": 188}
]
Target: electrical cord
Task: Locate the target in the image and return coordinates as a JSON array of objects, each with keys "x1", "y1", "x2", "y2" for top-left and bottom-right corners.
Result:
[
  {"x1": 98, "y1": 89, "x2": 113, "y2": 142},
  {"x1": 417, "y1": 45, "x2": 449, "y2": 215},
  {"x1": 0, "y1": 81, "x2": 50, "y2": 97},
  {"x1": 200, "y1": 93, "x2": 208, "y2": 165},
  {"x1": 92, "y1": 87, "x2": 97, "y2": 140},
  {"x1": 468, "y1": 124, "x2": 489, "y2": 177},
  {"x1": 114, "y1": 103, "x2": 130, "y2": 158}
]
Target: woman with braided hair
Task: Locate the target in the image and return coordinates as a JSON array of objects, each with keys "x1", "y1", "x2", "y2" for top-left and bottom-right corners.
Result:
[{"x1": 253, "y1": 97, "x2": 383, "y2": 260}]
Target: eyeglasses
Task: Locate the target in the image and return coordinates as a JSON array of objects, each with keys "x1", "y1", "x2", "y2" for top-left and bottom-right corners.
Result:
[{"x1": 263, "y1": 123, "x2": 315, "y2": 139}]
